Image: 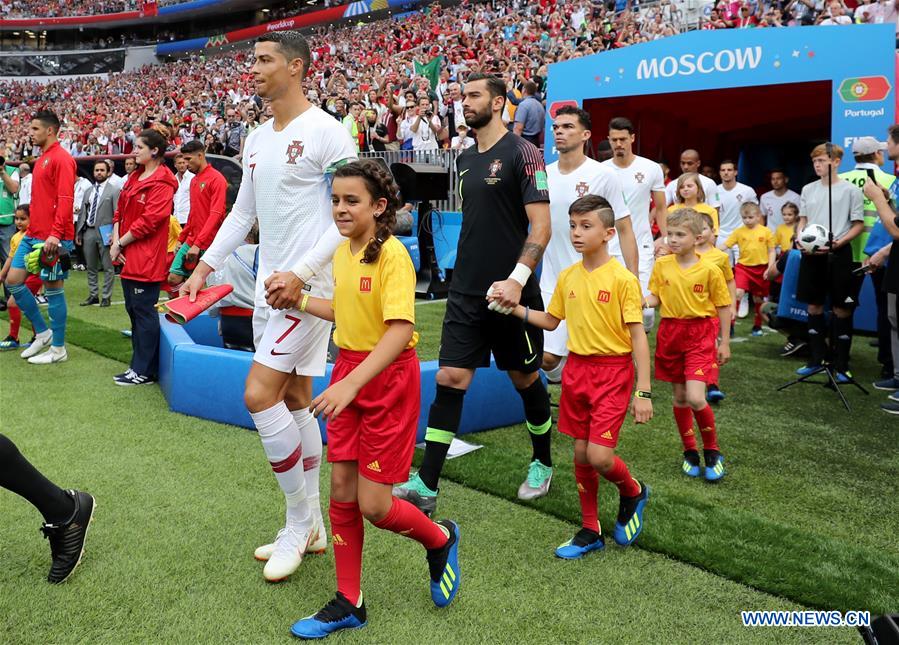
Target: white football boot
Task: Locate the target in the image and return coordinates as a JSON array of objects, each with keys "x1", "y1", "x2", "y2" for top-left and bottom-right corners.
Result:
[{"x1": 260, "y1": 525, "x2": 315, "y2": 582}]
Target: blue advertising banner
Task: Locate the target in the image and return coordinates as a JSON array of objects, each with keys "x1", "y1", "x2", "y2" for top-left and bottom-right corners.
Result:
[{"x1": 545, "y1": 25, "x2": 895, "y2": 172}]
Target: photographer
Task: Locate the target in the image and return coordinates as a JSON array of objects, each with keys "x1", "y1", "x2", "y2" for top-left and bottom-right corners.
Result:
[
  {"x1": 863, "y1": 124, "x2": 899, "y2": 414},
  {"x1": 795, "y1": 143, "x2": 864, "y2": 381},
  {"x1": 410, "y1": 95, "x2": 441, "y2": 151},
  {"x1": 222, "y1": 109, "x2": 246, "y2": 158}
]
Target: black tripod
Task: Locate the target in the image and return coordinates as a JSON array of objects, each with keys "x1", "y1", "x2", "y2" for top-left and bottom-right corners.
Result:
[{"x1": 777, "y1": 142, "x2": 869, "y2": 411}]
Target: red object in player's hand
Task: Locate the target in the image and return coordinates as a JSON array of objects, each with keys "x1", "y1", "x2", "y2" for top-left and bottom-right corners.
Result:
[{"x1": 157, "y1": 284, "x2": 233, "y2": 324}]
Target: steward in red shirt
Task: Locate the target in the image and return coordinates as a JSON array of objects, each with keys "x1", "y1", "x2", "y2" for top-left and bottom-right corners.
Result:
[{"x1": 110, "y1": 128, "x2": 178, "y2": 385}]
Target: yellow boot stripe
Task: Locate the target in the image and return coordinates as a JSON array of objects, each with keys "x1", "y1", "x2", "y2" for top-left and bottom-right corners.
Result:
[
  {"x1": 445, "y1": 564, "x2": 456, "y2": 582},
  {"x1": 440, "y1": 581, "x2": 450, "y2": 598}
]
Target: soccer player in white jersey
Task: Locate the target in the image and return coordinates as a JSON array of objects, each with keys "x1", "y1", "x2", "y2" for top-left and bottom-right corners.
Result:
[
  {"x1": 665, "y1": 149, "x2": 721, "y2": 211},
  {"x1": 759, "y1": 168, "x2": 800, "y2": 231},
  {"x1": 716, "y1": 159, "x2": 758, "y2": 317},
  {"x1": 542, "y1": 106, "x2": 638, "y2": 380},
  {"x1": 717, "y1": 159, "x2": 759, "y2": 256},
  {"x1": 603, "y1": 116, "x2": 667, "y2": 330},
  {"x1": 181, "y1": 31, "x2": 357, "y2": 582}
]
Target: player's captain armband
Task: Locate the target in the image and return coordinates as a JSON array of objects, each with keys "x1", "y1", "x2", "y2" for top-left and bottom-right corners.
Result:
[
  {"x1": 157, "y1": 284, "x2": 233, "y2": 324},
  {"x1": 292, "y1": 263, "x2": 316, "y2": 284},
  {"x1": 325, "y1": 158, "x2": 356, "y2": 176}
]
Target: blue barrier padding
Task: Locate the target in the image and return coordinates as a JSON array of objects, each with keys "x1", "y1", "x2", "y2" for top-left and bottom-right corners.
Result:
[
  {"x1": 159, "y1": 313, "x2": 526, "y2": 441},
  {"x1": 397, "y1": 236, "x2": 420, "y2": 272},
  {"x1": 183, "y1": 313, "x2": 223, "y2": 348},
  {"x1": 776, "y1": 250, "x2": 877, "y2": 333}
]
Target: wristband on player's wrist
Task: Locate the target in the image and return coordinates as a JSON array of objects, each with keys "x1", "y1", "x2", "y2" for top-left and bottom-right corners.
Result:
[
  {"x1": 291, "y1": 263, "x2": 315, "y2": 284},
  {"x1": 508, "y1": 262, "x2": 532, "y2": 288},
  {"x1": 299, "y1": 293, "x2": 310, "y2": 313},
  {"x1": 635, "y1": 390, "x2": 652, "y2": 399}
]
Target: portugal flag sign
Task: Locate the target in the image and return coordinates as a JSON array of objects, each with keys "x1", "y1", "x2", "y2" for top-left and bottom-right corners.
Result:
[{"x1": 414, "y1": 56, "x2": 442, "y2": 91}]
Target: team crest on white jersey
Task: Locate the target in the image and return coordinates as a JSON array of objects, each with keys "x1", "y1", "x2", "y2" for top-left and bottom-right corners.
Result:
[
  {"x1": 575, "y1": 181, "x2": 589, "y2": 197},
  {"x1": 286, "y1": 140, "x2": 305, "y2": 164},
  {"x1": 634, "y1": 172, "x2": 645, "y2": 184}
]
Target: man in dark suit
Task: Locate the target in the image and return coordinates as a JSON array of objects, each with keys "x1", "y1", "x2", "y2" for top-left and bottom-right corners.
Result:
[{"x1": 76, "y1": 160, "x2": 119, "y2": 307}]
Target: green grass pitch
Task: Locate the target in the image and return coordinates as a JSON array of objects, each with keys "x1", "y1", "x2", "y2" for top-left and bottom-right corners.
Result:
[{"x1": 0, "y1": 272, "x2": 895, "y2": 643}]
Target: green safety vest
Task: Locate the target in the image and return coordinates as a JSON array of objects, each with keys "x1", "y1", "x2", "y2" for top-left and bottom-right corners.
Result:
[
  {"x1": 0, "y1": 164, "x2": 18, "y2": 226},
  {"x1": 839, "y1": 166, "x2": 896, "y2": 262}
]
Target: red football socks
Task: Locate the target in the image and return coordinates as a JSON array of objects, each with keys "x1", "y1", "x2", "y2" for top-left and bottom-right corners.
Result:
[
  {"x1": 694, "y1": 405, "x2": 719, "y2": 451},
  {"x1": 673, "y1": 406, "x2": 698, "y2": 451},
  {"x1": 574, "y1": 461, "x2": 599, "y2": 532},
  {"x1": 329, "y1": 500, "x2": 364, "y2": 606},
  {"x1": 8, "y1": 304, "x2": 21, "y2": 340},
  {"x1": 754, "y1": 302, "x2": 763, "y2": 328},
  {"x1": 372, "y1": 497, "x2": 447, "y2": 550},
  {"x1": 601, "y1": 456, "x2": 641, "y2": 498}
]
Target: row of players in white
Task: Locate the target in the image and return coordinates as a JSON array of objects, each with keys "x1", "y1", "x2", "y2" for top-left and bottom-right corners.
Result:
[
  {"x1": 543, "y1": 141, "x2": 799, "y2": 380},
  {"x1": 194, "y1": 94, "x2": 796, "y2": 580}
]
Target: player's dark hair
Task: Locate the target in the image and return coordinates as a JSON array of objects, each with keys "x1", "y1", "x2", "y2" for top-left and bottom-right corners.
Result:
[
  {"x1": 333, "y1": 160, "x2": 401, "y2": 265},
  {"x1": 770, "y1": 167, "x2": 787, "y2": 176},
  {"x1": 466, "y1": 73, "x2": 507, "y2": 104},
  {"x1": 556, "y1": 105, "x2": 591, "y2": 130},
  {"x1": 889, "y1": 124, "x2": 899, "y2": 145},
  {"x1": 608, "y1": 116, "x2": 634, "y2": 133},
  {"x1": 32, "y1": 110, "x2": 60, "y2": 132},
  {"x1": 854, "y1": 152, "x2": 878, "y2": 164},
  {"x1": 719, "y1": 158, "x2": 736, "y2": 169},
  {"x1": 569, "y1": 195, "x2": 614, "y2": 228},
  {"x1": 15, "y1": 203, "x2": 30, "y2": 216},
  {"x1": 138, "y1": 128, "x2": 168, "y2": 161},
  {"x1": 180, "y1": 139, "x2": 205, "y2": 154},
  {"x1": 257, "y1": 31, "x2": 311, "y2": 77}
]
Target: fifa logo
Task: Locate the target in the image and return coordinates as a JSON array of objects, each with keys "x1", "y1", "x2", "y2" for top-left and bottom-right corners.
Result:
[
  {"x1": 693, "y1": 284, "x2": 704, "y2": 293},
  {"x1": 359, "y1": 277, "x2": 372, "y2": 293},
  {"x1": 286, "y1": 140, "x2": 305, "y2": 164},
  {"x1": 597, "y1": 290, "x2": 611, "y2": 303}
]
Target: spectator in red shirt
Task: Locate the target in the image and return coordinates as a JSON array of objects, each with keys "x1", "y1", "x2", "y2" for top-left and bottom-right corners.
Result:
[
  {"x1": 6, "y1": 110, "x2": 77, "y2": 366},
  {"x1": 167, "y1": 139, "x2": 228, "y2": 287},
  {"x1": 110, "y1": 128, "x2": 178, "y2": 386}
]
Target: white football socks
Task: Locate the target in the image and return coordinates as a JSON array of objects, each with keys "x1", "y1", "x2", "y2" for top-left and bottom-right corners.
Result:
[
  {"x1": 291, "y1": 408, "x2": 324, "y2": 528},
  {"x1": 251, "y1": 402, "x2": 311, "y2": 530}
]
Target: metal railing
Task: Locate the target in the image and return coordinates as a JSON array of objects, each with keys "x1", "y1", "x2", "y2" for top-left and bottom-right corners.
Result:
[{"x1": 359, "y1": 149, "x2": 461, "y2": 213}]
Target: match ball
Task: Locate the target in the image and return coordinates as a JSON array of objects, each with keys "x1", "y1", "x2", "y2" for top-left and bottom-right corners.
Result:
[{"x1": 797, "y1": 224, "x2": 829, "y2": 254}]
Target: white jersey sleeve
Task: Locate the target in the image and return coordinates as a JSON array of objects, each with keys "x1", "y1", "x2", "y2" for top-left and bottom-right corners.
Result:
[
  {"x1": 287, "y1": 120, "x2": 357, "y2": 280},
  {"x1": 202, "y1": 143, "x2": 258, "y2": 271}
]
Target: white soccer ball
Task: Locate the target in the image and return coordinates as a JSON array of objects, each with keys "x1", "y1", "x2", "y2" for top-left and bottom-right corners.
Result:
[{"x1": 797, "y1": 224, "x2": 830, "y2": 253}]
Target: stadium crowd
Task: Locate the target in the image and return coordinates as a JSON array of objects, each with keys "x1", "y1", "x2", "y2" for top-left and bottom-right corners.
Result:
[
  {"x1": 2, "y1": 0, "x2": 898, "y2": 158},
  {"x1": 3, "y1": 0, "x2": 899, "y2": 158},
  {"x1": 1, "y1": 0, "x2": 202, "y2": 19}
]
